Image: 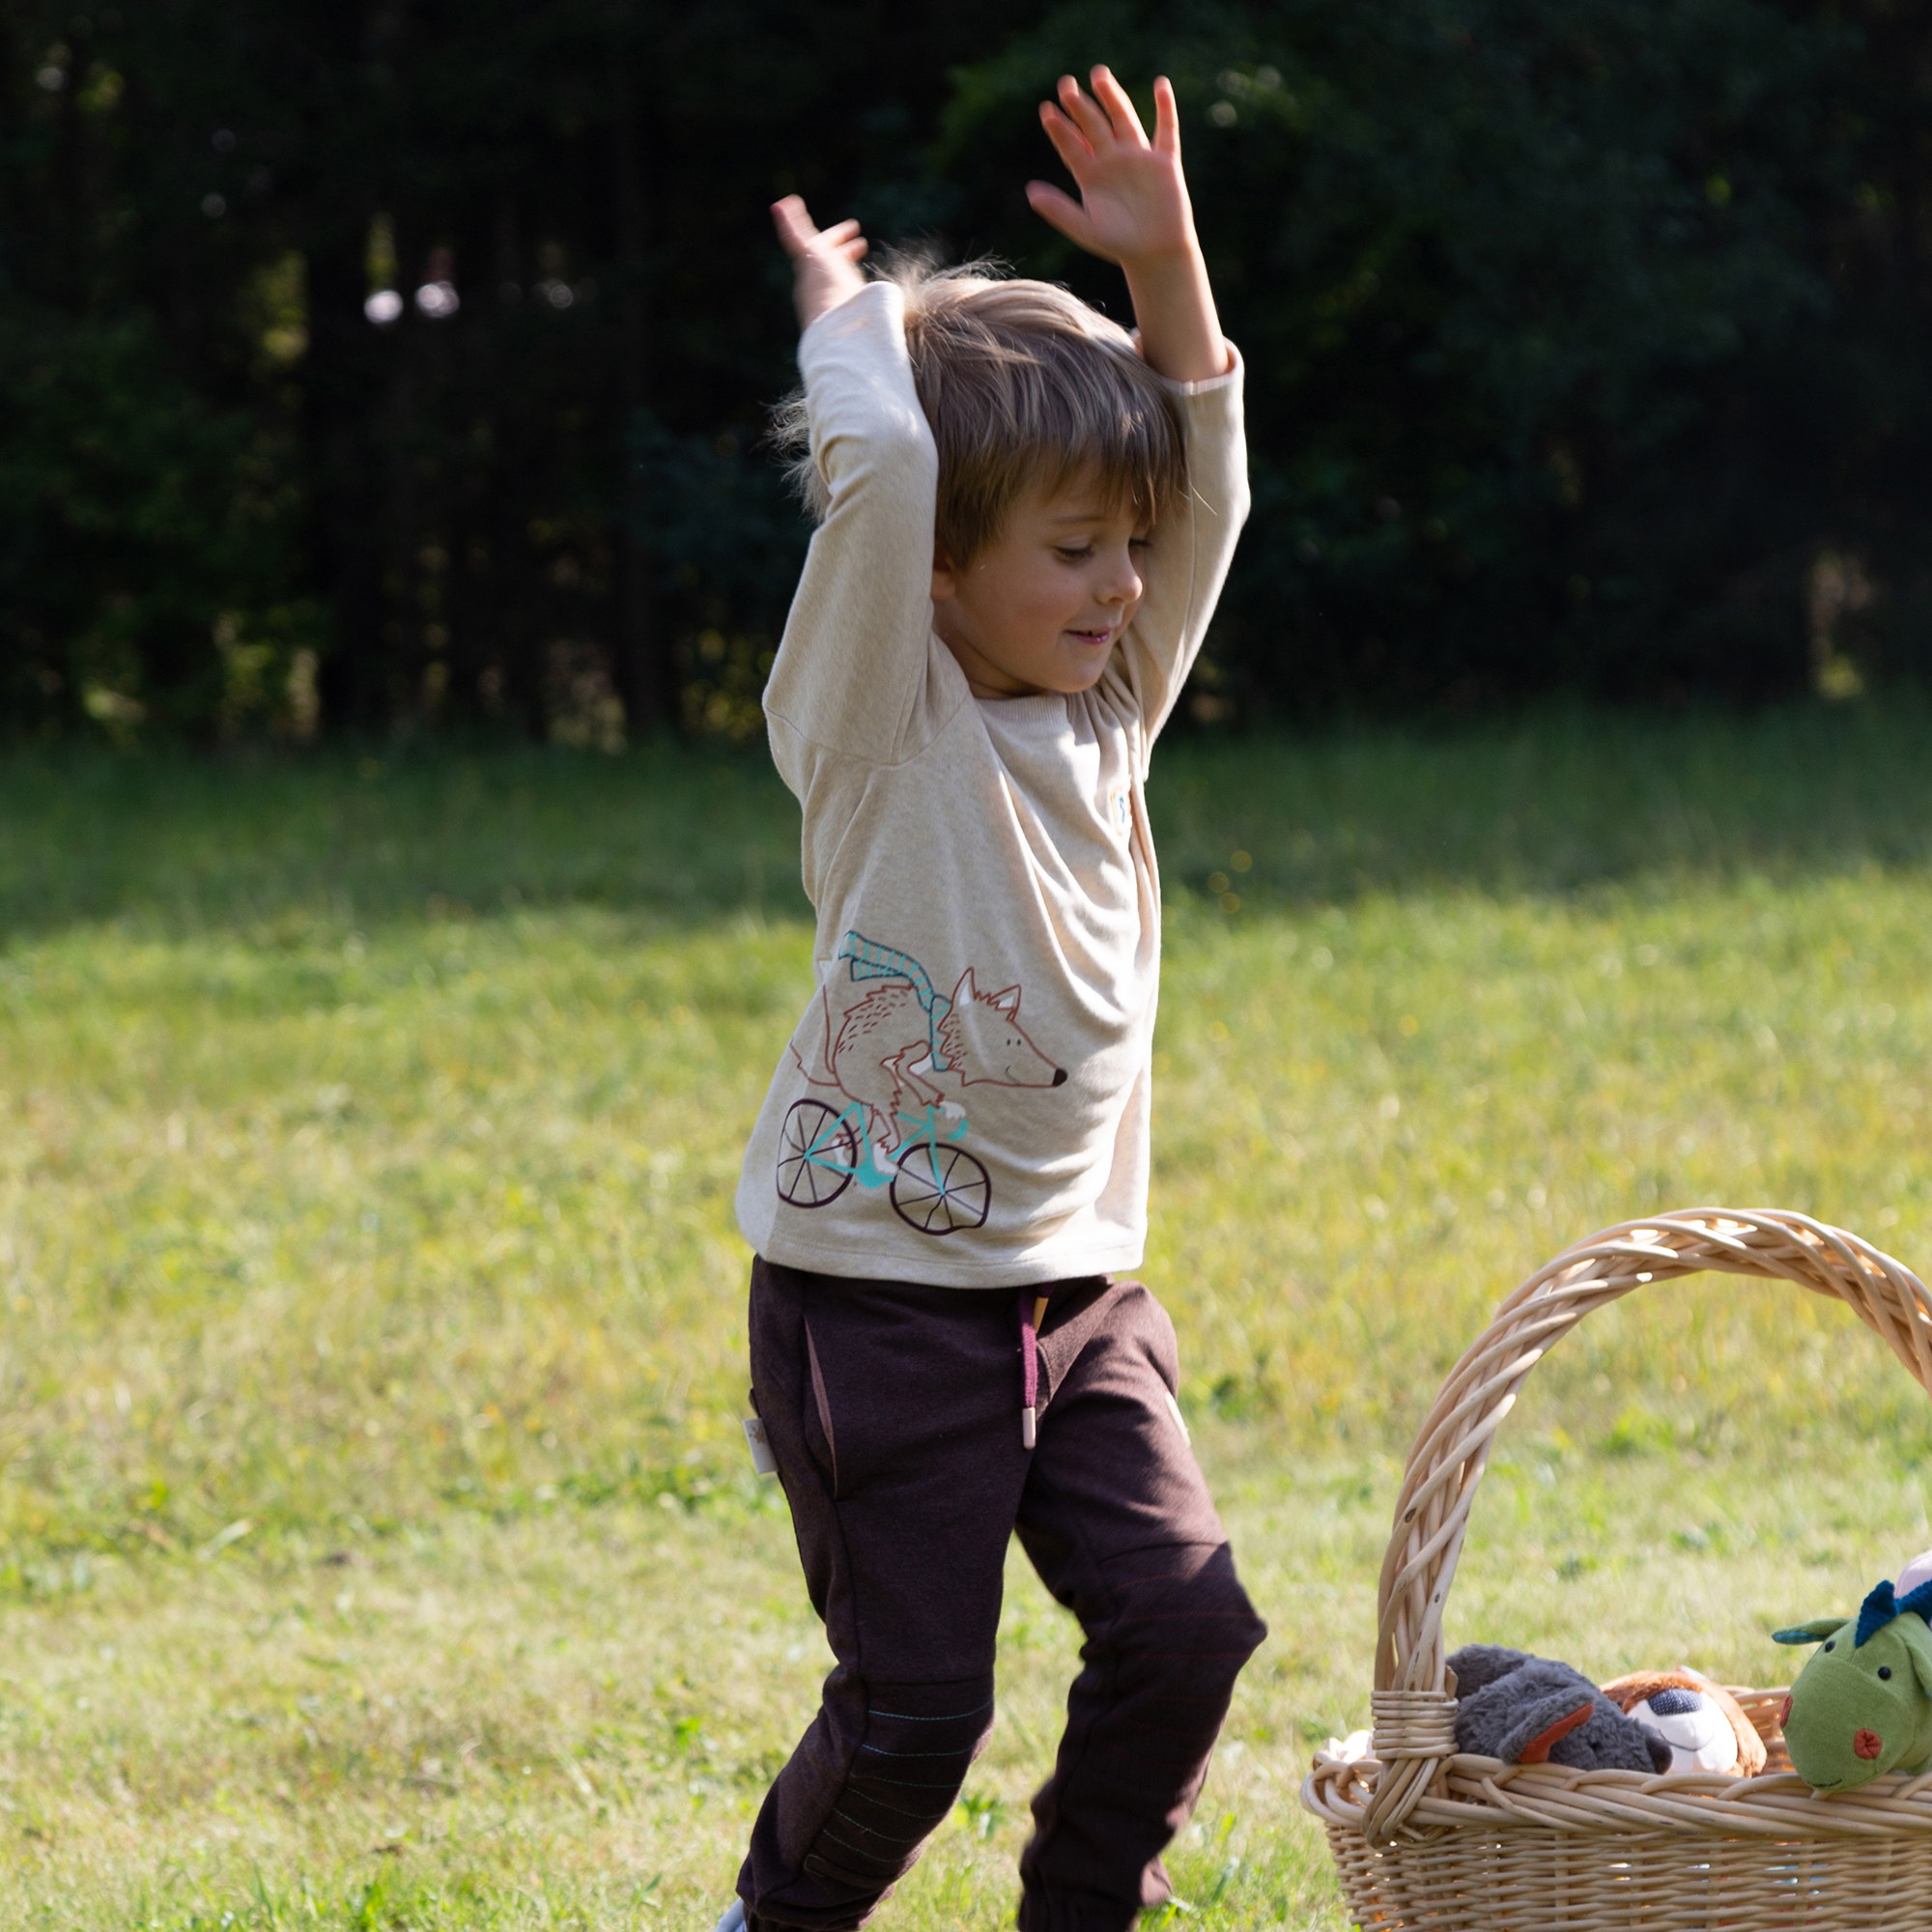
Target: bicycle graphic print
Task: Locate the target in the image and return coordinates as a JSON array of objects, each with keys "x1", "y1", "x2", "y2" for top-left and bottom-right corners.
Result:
[
  {"x1": 775, "y1": 931, "x2": 1066, "y2": 1236},
  {"x1": 778, "y1": 1094, "x2": 991, "y2": 1236}
]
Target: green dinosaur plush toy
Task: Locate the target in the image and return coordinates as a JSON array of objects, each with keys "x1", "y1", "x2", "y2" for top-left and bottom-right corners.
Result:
[{"x1": 1773, "y1": 1577, "x2": 1932, "y2": 1789}]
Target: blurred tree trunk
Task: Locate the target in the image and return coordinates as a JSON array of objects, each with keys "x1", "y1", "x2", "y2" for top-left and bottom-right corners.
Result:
[
  {"x1": 613, "y1": 60, "x2": 669, "y2": 736},
  {"x1": 307, "y1": 225, "x2": 389, "y2": 731},
  {"x1": 54, "y1": 22, "x2": 88, "y2": 314}
]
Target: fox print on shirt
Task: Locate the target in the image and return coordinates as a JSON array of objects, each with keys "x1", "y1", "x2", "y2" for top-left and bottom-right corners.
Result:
[{"x1": 774, "y1": 931, "x2": 1065, "y2": 1237}]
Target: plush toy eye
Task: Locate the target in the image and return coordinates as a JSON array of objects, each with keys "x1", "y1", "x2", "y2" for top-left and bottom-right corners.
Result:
[
  {"x1": 1880, "y1": 1666, "x2": 1893, "y2": 1680},
  {"x1": 1825, "y1": 1640, "x2": 1836, "y2": 1652}
]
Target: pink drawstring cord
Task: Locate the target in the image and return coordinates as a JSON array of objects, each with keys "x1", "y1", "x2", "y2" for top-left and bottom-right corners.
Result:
[{"x1": 1020, "y1": 1292, "x2": 1048, "y2": 1447}]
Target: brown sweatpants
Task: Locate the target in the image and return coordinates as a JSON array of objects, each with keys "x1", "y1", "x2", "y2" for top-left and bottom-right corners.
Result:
[{"x1": 738, "y1": 1258, "x2": 1266, "y2": 1932}]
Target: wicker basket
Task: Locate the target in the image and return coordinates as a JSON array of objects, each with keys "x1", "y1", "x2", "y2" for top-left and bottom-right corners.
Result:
[{"x1": 1301, "y1": 1208, "x2": 1932, "y2": 1930}]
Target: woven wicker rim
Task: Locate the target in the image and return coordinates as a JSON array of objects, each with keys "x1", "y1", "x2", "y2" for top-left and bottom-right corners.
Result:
[
  {"x1": 1313, "y1": 1207, "x2": 1932, "y2": 1843},
  {"x1": 1304, "y1": 1747, "x2": 1932, "y2": 1840}
]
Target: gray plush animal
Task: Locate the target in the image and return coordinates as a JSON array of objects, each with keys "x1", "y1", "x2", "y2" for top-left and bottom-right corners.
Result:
[{"x1": 1448, "y1": 1644, "x2": 1672, "y2": 1774}]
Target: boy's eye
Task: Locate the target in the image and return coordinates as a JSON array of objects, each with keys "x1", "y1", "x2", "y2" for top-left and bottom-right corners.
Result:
[{"x1": 1055, "y1": 546, "x2": 1094, "y2": 562}]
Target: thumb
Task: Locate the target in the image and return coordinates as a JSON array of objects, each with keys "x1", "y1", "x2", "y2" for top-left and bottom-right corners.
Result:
[
  {"x1": 1025, "y1": 181, "x2": 1094, "y2": 249},
  {"x1": 771, "y1": 194, "x2": 816, "y2": 259}
]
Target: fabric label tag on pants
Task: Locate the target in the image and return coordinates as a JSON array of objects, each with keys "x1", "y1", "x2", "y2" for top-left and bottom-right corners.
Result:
[{"x1": 743, "y1": 1415, "x2": 779, "y2": 1477}]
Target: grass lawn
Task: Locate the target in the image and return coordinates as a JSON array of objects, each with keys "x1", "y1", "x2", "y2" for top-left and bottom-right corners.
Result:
[{"x1": 4, "y1": 703, "x2": 1932, "y2": 1929}]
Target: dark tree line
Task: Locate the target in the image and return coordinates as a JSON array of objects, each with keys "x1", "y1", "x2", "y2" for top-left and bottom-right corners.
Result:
[{"x1": 3, "y1": 0, "x2": 1930, "y2": 743}]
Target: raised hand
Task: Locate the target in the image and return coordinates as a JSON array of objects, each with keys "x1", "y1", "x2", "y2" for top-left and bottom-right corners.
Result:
[
  {"x1": 1026, "y1": 68, "x2": 1228, "y2": 384},
  {"x1": 1027, "y1": 68, "x2": 1197, "y2": 271},
  {"x1": 772, "y1": 194, "x2": 869, "y2": 332}
]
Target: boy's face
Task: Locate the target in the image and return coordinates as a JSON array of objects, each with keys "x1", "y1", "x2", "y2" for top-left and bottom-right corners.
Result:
[{"x1": 929, "y1": 471, "x2": 1149, "y2": 699}]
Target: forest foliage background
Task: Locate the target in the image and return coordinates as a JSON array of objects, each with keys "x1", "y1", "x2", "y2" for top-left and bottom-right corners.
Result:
[{"x1": 4, "y1": 0, "x2": 1930, "y2": 745}]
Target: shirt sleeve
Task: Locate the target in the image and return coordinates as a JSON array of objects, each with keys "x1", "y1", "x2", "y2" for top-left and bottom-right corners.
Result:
[
  {"x1": 1099, "y1": 348, "x2": 1250, "y2": 761},
  {"x1": 761, "y1": 281, "x2": 943, "y2": 783}
]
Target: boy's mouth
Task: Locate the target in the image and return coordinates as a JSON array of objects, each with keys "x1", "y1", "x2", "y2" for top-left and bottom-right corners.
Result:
[{"x1": 1066, "y1": 626, "x2": 1114, "y2": 646}]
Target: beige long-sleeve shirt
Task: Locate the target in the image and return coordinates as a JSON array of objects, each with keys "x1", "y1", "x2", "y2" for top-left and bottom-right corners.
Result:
[{"x1": 734, "y1": 279, "x2": 1248, "y2": 1288}]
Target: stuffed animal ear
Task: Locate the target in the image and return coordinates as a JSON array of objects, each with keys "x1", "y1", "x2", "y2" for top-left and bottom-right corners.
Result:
[
  {"x1": 1500, "y1": 1694, "x2": 1596, "y2": 1765},
  {"x1": 1856, "y1": 1582, "x2": 1902, "y2": 1648},
  {"x1": 1898, "y1": 1616, "x2": 1932, "y2": 1703},
  {"x1": 1773, "y1": 1619, "x2": 1848, "y2": 1645}
]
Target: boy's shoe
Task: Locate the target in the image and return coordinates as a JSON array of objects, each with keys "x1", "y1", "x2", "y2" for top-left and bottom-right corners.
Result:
[{"x1": 713, "y1": 1902, "x2": 747, "y2": 1932}]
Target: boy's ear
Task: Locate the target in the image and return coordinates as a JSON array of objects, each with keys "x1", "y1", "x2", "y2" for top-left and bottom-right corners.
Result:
[{"x1": 930, "y1": 541, "x2": 958, "y2": 603}]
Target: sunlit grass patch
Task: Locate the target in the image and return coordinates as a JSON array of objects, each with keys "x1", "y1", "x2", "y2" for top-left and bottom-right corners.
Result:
[
  {"x1": 3, "y1": 708, "x2": 1932, "y2": 1928},
  {"x1": 0, "y1": 907, "x2": 809, "y2": 1560},
  {"x1": 8, "y1": 1441, "x2": 1930, "y2": 1932},
  {"x1": 1149, "y1": 870, "x2": 1932, "y2": 1452}
]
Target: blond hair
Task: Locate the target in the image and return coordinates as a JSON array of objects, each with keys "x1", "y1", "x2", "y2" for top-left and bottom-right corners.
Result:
[{"x1": 776, "y1": 255, "x2": 1188, "y2": 565}]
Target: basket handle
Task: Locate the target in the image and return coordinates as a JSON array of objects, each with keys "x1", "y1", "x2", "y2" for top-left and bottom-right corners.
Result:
[{"x1": 1362, "y1": 1208, "x2": 1932, "y2": 1841}]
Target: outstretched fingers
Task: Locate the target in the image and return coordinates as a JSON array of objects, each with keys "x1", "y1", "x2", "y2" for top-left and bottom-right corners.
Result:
[
  {"x1": 1053, "y1": 72, "x2": 1113, "y2": 153},
  {"x1": 1087, "y1": 65, "x2": 1150, "y2": 147},
  {"x1": 1037, "y1": 68, "x2": 1149, "y2": 199},
  {"x1": 1036, "y1": 68, "x2": 1177, "y2": 194},
  {"x1": 770, "y1": 195, "x2": 867, "y2": 265},
  {"x1": 1047, "y1": 68, "x2": 1148, "y2": 159},
  {"x1": 1037, "y1": 97, "x2": 1094, "y2": 179},
  {"x1": 772, "y1": 192, "x2": 870, "y2": 329},
  {"x1": 1024, "y1": 178, "x2": 1093, "y2": 250},
  {"x1": 825, "y1": 224, "x2": 869, "y2": 268},
  {"x1": 1151, "y1": 73, "x2": 1181, "y2": 156}
]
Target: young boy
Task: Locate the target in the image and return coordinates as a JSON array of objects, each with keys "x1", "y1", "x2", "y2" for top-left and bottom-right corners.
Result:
[{"x1": 724, "y1": 66, "x2": 1264, "y2": 1932}]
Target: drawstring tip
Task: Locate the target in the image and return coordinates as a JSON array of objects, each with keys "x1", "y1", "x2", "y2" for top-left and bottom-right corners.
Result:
[{"x1": 1021, "y1": 1406, "x2": 1037, "y2": 1449}]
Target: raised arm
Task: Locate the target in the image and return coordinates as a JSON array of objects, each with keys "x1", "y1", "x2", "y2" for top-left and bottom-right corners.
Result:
[
  {"x1": 759, "y1": 198, "x2": 942, "y2": 779},
  {"x1": 1026, "y1": 68, "x2": 1229, "y2": 385}
]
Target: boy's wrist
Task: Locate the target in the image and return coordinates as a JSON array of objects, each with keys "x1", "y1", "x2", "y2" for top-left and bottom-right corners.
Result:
[
  {"x1": 796, "y1": 270, "x2": 867, "y2": 333},
  {"x1": 1115, "y1": 222, "x2": 1205, "y2": 274},
  {"x1": 1121, "y1": 245, "x2": 1228, "y2": 384},
  {"x1": 1120, "y1": 242, "x2": 1207, "y2": 295}
]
